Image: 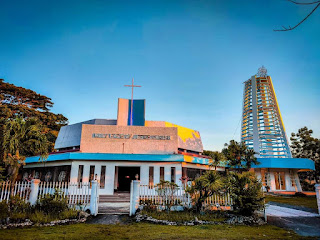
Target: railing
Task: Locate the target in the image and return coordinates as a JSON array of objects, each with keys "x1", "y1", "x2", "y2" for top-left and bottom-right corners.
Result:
[
  {"x1": 0, "y1": 181, "x2": 31, "y2": 203},
  {"x1": 139, "y1": 184, "x2": 190, "y2": 207},
  {"x1": 139, "y1": 184, "x2": 233, "y2": 209},
  {"x1": 0, "y1": 181, "x2": 91, "y2": 208},
  {"x1": 38, "y1": 182, "x2": 91, "y2": 208},
  {"x1": 204, "y1": 192, "x2": 233, "y2": 207}
]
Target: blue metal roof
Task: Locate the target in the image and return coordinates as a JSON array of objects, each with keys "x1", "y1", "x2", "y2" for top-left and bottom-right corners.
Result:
[{"x1": 253, "y1": 158, "x2": 315, "y2": 170}]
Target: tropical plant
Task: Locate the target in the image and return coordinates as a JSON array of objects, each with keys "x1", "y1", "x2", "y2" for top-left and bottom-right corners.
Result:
[
  {"x1": 2, "y1": 117, "x2": 49, "y2": 183},
  {"x1": 222, "y1": 140, "x2": 259, "y2": 171},
  {"x1": 185, "y1": 171, "x2": 224, "y2": 212},
  {"x1": 226, "y1": 171, "x2": 264, "y2": 216},
  {"x1": 290, "y1": 127, "x2": 320, "y2": 183},
  {"x1": 203, "y1": 150, "x2": 226, "y2": 170}
]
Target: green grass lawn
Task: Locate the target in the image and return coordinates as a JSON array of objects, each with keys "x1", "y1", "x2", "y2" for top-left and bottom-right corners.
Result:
[
  {"x1": 0, "y1": 223, "x2": 316, "y2": 240},
  {"x1": 265, "y1": 195, "x2": 318, "y2": 210}
]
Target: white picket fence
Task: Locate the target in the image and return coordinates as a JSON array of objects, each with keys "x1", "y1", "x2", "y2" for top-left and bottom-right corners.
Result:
[
  {"x1": 139, "y1": 184, "x2": 190, "y2": 207},
  {"x1": 38, "y1": 182, "x2": 91, "y2": 207},
  {"x1": 0, "y1": 181, "x2": 91, "y2": 208},
  {"x1": 0, "y1": 181, "x2": 31, "y2": 203},
  {"x1": 139, "y1": 184, "x2": 233, "y2": 209}
]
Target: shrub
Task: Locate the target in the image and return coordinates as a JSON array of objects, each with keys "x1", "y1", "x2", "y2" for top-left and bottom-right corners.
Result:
[
  {"x1": 59, "y1": 209, "x2": 78, "y2": 220},
  {"x1": 300, "y1": 180, "x2": 315, "y2": 191},
  {"x1": 140, "y1": 209, "x2": 227, "y2": 222},
  {"x1": 8, "y1": 195, "x2": 32, "y2": 214},
  {"x1": 0, "y1": 201, "x2": 9, "y2": 220},
  {"x1": 227, "y1": 172, "x2": 264, "y2": 216},
  {"x1": 36, "y1": 189, "x2": 68, "y2": 215},
  {"x1": 9, "y1": 212, "x2": 28, "y2": 223},
  {"x1": 29, "y1": 211, "x2": 56, "y2": 224}
]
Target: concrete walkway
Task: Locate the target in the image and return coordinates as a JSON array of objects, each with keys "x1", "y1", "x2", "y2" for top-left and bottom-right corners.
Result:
[
  {"x1": 266, "y1": 204, "x2": 319, "y2": 217},
  {"x1": 266, "y1": 204, "x2": 320, "y2": 237},
  {"x1": 98, "y1": 202, "x2": 130, "y2": 215}
]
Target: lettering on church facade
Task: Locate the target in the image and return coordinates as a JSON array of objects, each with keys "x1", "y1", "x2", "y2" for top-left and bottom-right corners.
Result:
[{"x1": 92, "y1": 133, "x2": 171, "y2": 140}]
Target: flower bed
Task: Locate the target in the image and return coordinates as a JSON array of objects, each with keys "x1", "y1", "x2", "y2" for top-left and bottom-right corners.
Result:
[{"x1": 135, "y1": 209, "x2": 265, "y2": 226}]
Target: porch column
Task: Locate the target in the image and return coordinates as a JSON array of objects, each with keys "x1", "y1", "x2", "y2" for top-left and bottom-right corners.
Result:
[
  {"x1": 70, "y1": 162, "x2": 79, "y2": 182},
  {"x1": 285, "y1": 171, "x2": 292, "y2": 191},
  {"x1": 82, "y1": 164, "x2": 90, "y2": 182},
  {"x1": 294, "y1": 171, "x2": 302, "y2": 192},
  {"x1": 164, "y1": 166, "x2": 171, "y2": 182},
  {"x1": 175, "y1": 164, "x2": 182, "y2": 187},
  {"x1": 269, "y1": 171, "x2": 276, "y2": 191},
  {"x1": 105, "y1": 163, "x2": 115, "y2": 195},
  {"x1": 140, "y1": 165, "x2": 148, "y2": 185}
]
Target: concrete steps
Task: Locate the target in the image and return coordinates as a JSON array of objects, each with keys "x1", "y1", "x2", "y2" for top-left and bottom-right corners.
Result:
[
  {"x1": 98, "y1": 193, "x2": 130, "y2": 214},
  {"x1": 99, "y1": 193, "x2": 130, "y2": 203}
]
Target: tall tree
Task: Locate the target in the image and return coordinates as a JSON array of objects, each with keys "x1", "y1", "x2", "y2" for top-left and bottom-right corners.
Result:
[
  {"x1": 0, "y1": 79, "x2": 68, "y2": 156},
  {"x1": 290, "y1": 127, "x2": 320, "y2": 183},
  {"x1": 222, "y1": 140, "x2": 259, "y2": 171},
  {"x1": 3, "y1": 117, "x2": 49, "y2": 183}
]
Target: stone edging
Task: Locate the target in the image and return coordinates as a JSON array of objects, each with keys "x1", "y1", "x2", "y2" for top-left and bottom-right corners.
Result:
[
  {"x1": 135, "y1": 213, "x2": 266, "y2": 226},
  {"x1": 0, "y1": 217, "x2": 88, "y2": 229}
]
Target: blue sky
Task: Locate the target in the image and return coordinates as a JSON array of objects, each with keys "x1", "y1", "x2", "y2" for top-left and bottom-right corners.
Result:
[{"x1": 0, "y1": 0, "x2": 319, "y2": 151}]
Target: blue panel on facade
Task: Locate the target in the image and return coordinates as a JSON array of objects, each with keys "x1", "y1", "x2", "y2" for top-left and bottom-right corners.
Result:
[
  {"x1": 127, "y1": 99, "x2": 145, "y2": 126},
  {"x1": 252, "y1": 158, "x2": 315, "y2": 170}
]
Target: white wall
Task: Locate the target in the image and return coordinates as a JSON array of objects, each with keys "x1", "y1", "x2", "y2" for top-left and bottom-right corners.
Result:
[{"x1": 70, "y1": 161, "x2": 183, "y2": 195}]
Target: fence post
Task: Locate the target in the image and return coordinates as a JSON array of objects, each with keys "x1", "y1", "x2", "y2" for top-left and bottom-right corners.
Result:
[
  {"x1": 315, "y1": 184, "x2": 320, "y2": 215},
  {"x1": 90, "y1": 180, "x2": 99, "y2": 216},
  {"x1": 29, "y1": 179, "x2": 40, "y2": 205},
  {"x1": 129, "y1": 180, "x2": 140, "y2": 216}
]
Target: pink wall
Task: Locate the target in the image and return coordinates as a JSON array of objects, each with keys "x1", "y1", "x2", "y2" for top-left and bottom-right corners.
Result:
[{"x1": 80, "y1": 124, "x2": 178, "y2": 154}]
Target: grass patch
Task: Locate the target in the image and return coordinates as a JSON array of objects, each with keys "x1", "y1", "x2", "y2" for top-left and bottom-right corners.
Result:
[
  {"x1": 265, "y1": 195, "x2": 318, "y2": 210},
  {"x1": 0, "y1": 222, "x2": 315, "y2": 240},
  {"x1": 140, "y1": 209, "x2": 227, "y2": 222}
]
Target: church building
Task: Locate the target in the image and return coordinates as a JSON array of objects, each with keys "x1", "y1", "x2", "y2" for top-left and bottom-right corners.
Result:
[{"x1": 24, "y1": 98, "x2": 220, "y2": 195}]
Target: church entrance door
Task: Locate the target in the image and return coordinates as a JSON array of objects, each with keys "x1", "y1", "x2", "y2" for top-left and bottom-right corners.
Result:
[{"x1": 117, "y1": 166, "x2": 140, "y2": 192}]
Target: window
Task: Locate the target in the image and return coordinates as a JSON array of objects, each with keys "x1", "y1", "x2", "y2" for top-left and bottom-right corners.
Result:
[
  {"x1": 274, "y1": 172, "x2": 286, "y2": 190},
  {"x1": 149, "y1": 167, "x2": 154, "y2": 187},
  {"x1": 78, "y1": 165, "x2": 84, "y2": 183},
  {"x1": 160, "y1": 167, "x2": 164, "y2": 181},
  {"x1": 100, "y1": 166, "x2": 106, "y2": 189},
  {"x1": 89, "y1": 165, "x2": 95, "y2": 182},
  {"x1": 171, "y1": 167, "x2": 176, "y2": 183},
  {"x1": 261, "y1": 169, "x2": 270, "y2": 187}
]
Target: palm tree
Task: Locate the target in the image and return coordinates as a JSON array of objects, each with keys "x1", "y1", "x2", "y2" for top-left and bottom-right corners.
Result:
[
  {"x1": 186, "y1": 171, "x2": 223, "y2": 212},
  {"x1": 3, "y1": 117, "x2": 48, "y2": 183},
  {"x1": 222, "y1": 140, "x2": 260, "y2": 172},
  {"x1": 227, "y1": 171, "x2": 264, "y2": 216},
  {"x1": 203, "y1": 150, "x2": 226, "y2": 171}
]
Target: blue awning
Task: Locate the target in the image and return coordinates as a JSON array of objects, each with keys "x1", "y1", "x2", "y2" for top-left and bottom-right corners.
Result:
[
  {"x1": 25, "y1": 152, "x2": 211, "y2": 165},
  {"x1": 253, "y1": 158, "x2": 315, "y2": 170}
]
